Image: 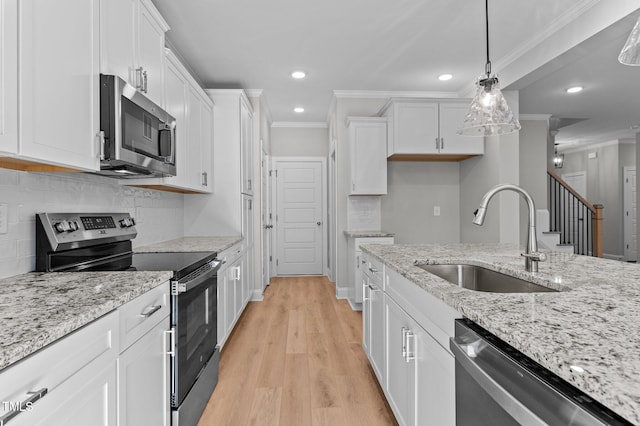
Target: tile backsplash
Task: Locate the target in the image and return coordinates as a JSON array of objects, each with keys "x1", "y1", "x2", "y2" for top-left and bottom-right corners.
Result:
[
  {"x1": 347, "y1": 196, "x2": 381, "y2": 230},
  {"x1": 0, "y1": 168, "x2": 184, "y2": 278}
]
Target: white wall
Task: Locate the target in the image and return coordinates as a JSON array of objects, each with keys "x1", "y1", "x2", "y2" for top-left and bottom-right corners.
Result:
[
  {"x1": 0, "y1": 169, "x2": 184, "y2": 278},
  {"x1": 270, "y1": 127, "x2": 329, "y2": 157},
  {"x1": 519, "y1": 119, "x2": 549, "y2": 246},
  {"x1": 381, "y1": 162, "x2": 460, "y2": 243},
  {"x1": 460, "y1": 91, "x2": 520, "y2": 245}
]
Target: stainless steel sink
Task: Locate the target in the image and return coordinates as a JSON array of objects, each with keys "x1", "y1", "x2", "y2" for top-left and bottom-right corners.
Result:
[{"x1": 416, "y1": 263, "x2": 557, "y2": 293}]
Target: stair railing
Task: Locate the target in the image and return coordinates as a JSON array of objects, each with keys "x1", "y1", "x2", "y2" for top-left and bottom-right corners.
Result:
[{"x1": 547, "y1": 169, "x2": 603, "y2": 257}]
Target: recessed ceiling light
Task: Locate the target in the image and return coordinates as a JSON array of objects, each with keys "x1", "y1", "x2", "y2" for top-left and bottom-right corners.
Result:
[
  {"x1": 566, "y1": 86, "x2": 583, "y2": 94},
  {"x1": 438, "y1": 74, "x2": 453, "y2": 81},
  {"x1": 293, "y1": 107, "x2": 305, "y2": 113},
  {"x1": 291, "y1": 71, "x2": 306, "y2": 79}
]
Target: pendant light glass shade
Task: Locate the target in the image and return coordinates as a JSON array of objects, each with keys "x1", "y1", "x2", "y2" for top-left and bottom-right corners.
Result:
[
  {"x1": 619, "y1": 15, "x2": 640, "y2": 65},
  {"x1": 458, "y1": 0, "x2": 521, "y2": 136},
  {"x1": 458, "y1": 77, "x2": 521, "y2": 136}
]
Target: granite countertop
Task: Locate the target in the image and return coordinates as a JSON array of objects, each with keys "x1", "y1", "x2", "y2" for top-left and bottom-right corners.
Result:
[
  {"x1": 343, "y1": 230, "x2": 395, "y2": 238},
  {"x1": 135, "y1": 236, "x2": 242, "y2": 253},
  {"x1": 360, "y1": 243, "x2": 640, "y2": 425},
  {"x1": 0, "y1": 271, "x2": 172, "y2": 371}
]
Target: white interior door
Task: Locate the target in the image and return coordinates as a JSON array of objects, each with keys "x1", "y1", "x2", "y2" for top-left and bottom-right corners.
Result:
[
  {"x1": 261, "y1": 142, "x2": 272, "y2": 287},
  {"x1": 624, "y1": 167, "x2": 637, "y2": 262},
  {"x1": 274, "y1": 159, "x2": 324, "y2": 275}
]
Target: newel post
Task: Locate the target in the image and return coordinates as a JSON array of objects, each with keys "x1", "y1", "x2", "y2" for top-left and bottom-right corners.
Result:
[{"x1": 592, "y1": 204, "x2": 604, "y2": 257}]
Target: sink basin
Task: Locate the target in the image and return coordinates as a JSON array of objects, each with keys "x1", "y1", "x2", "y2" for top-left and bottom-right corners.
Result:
[{"x1": 416, "y1": 264, "x2": 557, "y2": 293}]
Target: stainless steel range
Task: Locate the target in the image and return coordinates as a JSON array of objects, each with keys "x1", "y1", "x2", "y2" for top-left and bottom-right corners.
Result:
[{"x1": 36, "y1": 212, "x2": 220, "y2": 426}]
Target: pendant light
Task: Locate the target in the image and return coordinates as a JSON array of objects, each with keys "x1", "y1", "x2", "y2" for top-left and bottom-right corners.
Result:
[
  {"x1": 458, "y1": 0, "x2": 521, "y2": 136},
  {"x1": 553, "y1": 144, "x2": 564, "y2": 168},
  {"x1": 618, "y1": 14, "x2": 640, "y2": 65}
]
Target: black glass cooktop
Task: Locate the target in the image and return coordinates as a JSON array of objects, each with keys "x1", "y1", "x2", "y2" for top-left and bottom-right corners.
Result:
[{"x1": 67, "y1": 251, "x2": 216, "y2": 279}]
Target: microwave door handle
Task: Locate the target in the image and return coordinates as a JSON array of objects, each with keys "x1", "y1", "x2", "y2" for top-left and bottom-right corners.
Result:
[{"x1": 159, "y1": 124, "x2": 175, "y2": 164}]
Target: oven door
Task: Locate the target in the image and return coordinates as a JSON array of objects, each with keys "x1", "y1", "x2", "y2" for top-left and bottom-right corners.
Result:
[{"x1": 171, "y1": 261, "x2": 220, "y2": 408}]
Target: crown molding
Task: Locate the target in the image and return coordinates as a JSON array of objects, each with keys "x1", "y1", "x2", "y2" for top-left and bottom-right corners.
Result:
[
  {"x1": 271, "y1": 122, "x2": 328, "y2": 129},
  {"x1": 245, "y1": 89, "x2": 263, "y2": 98}
]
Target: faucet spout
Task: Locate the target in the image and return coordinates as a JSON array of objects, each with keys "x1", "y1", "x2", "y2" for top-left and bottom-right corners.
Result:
[{"x1": 473, "y1": 184, "x2": 546, "y2": 272}]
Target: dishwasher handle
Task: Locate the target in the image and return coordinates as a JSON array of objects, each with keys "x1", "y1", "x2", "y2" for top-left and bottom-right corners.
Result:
[{"x1": 450, "y1": 337, "x2": 548, "y2": 426}]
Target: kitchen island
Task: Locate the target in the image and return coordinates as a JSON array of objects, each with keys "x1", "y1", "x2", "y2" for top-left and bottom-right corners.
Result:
[{"x1": 361, "y1": 243, "x2": 640, "y2": 425}]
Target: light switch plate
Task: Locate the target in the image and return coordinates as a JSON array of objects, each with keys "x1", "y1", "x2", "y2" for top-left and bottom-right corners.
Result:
[
  {"x1": 433, "y1": 206, "x2": 441, "y2": 216},
  {"x1": 0, "y1": 204, "x2": 8, "y2": 234}
]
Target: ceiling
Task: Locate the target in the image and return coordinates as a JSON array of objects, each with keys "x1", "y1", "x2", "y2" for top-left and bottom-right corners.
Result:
[{"x1": 151, "y1": 0, "x2": 640, "y2": 146}]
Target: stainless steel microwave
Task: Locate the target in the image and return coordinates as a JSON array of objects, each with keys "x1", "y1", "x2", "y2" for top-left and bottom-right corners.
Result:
[{"x1": 97, "y1": 74, "x2": 176, "y2": 178}]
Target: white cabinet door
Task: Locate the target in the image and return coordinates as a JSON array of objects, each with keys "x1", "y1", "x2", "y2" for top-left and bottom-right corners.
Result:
[
  {"x1": 439, "y1": 103, "x2": 484, "y2": 155},
  {"x1": 362, "y1": 275, "x2": 371, "y2": 356},
  {"x1": 19, "y1": 0, "x2": 100, "y2": 171},
  {"x1": 0, "y1": 0, "x2": 18, "y2": 155},
  {"x1": 163, "y1": 54, "x2": 190, "y2": 189},
  {"x1": 118, "y1": 318, "x2": 170, "y2": 426},
  {"x1": 100, "y1": 0, "x2": 136, "y2": 85},
  {"x1": 241, "y1": 100, "x2": 254, "y2": 195},
  {"x1": 200, "y1": 99, "x2": 214, "y2": 192},
  {"x1": 186, "y1": 85, "x2": 204, "y2": 188},
  {"x1": 230, "y1": 256, "x2": 243, "y2": 324},
  {"x1": 369, "y1": 279, "x2": 385, "y2": 386},
  {"x1": 387, "y1": 101, "x2": 439, "y2": 156},
  {"x1": 347, "y1": 117, "x2": 387, "y2": 195},
  {"x1": 217, "y1": 262, "x2": 228, "y2": 346},
  {"x1": 414, "y1": 322, "x2": 455, "y2": 426},
  {"x1": 137, "y1": 0, "x2": 166, "y2": 106},
  {"x1": 385, "y1": 294, "x2": 413, "y2": 426}
]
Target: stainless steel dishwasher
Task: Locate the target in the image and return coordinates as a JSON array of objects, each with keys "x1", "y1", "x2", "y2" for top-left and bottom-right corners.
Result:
[{"x1": 450, "y1": 319, "x2": 632, "y2": 426}]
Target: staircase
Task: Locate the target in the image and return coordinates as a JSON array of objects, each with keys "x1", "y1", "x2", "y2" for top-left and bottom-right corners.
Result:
[{"x1": 545, "y1": 170, "x2": 603, "y2": 257}]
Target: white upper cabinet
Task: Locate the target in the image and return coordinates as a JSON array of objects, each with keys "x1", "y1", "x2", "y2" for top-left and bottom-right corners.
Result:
[
  {"x1": 381, "y1": 99, "x2": 484, "y2": 160},
  {"x1": 347, "y1": 117, "x2": 388, "y2": 195},
  {"x1": 100, "y1": 0, "x2": 168, "y2": 107},
  {"x1": 0, "y1": 0, "x2": 18, "y2": 156},
  {"x1": 12, "y1": 0, "x2": 101, "y2": 172},
  {"x1": 240, "y1": 100, "x2": 254, "y2": 195},
  {"x1": 124, "y1": 49, "x2": 213, "y2": 193}
]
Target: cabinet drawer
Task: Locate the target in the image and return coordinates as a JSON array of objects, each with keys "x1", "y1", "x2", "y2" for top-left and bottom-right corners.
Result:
[
  {"x1": 362, "y1": 253, "x2": 384, "y2": 287},
  {"x1": 119, "y1": 283, "x2": 170, "y2": 352},
  {"x1": 217, "y1": 243, "x2": 242, "y2": 269},
  {"x1": 0, "y1": 311, "x2": 118, "y2": 419}
]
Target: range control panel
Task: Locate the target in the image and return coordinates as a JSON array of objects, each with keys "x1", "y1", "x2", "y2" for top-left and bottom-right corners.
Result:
[{"x1": 37, "y1": 212, "x2": 137, "y2": 251}]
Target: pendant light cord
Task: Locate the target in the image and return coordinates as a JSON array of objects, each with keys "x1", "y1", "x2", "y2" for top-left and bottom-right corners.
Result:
[{"x1": 485, "y1": 0, "x2": 492, "y2": 77}]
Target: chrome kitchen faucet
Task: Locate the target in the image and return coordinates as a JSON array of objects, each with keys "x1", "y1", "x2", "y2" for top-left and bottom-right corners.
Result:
[{"x1": 473, "y1": 184, "x2": 546, "y2": 272}]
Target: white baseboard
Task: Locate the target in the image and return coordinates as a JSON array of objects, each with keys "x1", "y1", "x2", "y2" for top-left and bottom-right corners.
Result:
[
  {"x1": 336, "y1": 286, "x2": 349, "y2": 299},
  {"x1": 347, "y1": 298, "x2": 362, "y2": 311},
  {"x1": 603, "y1": 253, "x2": 624, "y2": 261},
  {"x1": 251, "y1": 288, "x2": 264, "y2": 301}
]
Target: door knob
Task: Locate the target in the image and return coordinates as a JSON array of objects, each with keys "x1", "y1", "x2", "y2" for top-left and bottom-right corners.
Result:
[{"x1": 317, "y1": 221, "x2": 322, "y2": 226}]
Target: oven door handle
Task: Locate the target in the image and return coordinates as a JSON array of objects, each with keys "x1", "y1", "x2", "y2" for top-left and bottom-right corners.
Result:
[
  {"x1": 176, "y1": 260, "x2": 221, "y2": 293},
  {"x1": 449, "y1": 337, "x2": 548, "y2": 426}
]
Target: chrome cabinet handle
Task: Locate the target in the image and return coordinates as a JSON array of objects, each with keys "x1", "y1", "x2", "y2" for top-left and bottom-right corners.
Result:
[
  {"x1": 440, "y1": 137, "x2": 444, "y2": 150},
  {"x1": 166, "y1": 328, "x2": 175, "y2": 357},
  {"x1": 405, "y1": 330, "x2": 416, "y2": 362},
  {"x1": 248, "y1": 179, "x2": 252, "y2": 191},
  {"x1": 139, "y1": 304, "x2": 162, "y2": 318},
  {"x1": 401, "y1": 327, "x2": 408, "y2": 360},
  {"x1": 135, "y1": 67, "x2": 144, "y2": 91},
  {"x1": 97, "y1": 131, "x2": 105, "y2": 160},
  {"x1": 202, "y1": 172, "x2": 208, "y2": 186},
  {"x1": 142, "y1": 70, "x2": 148, "y2": 93},
  {"x1": 435, "y1": 137, "x2": 439, "y2": 149},
  {"x1": 368, "y1": 267, "x2": 378, "y2": 273},
  {"x1": 0, "y1": 388, "x2": 48, "y2": 425}
]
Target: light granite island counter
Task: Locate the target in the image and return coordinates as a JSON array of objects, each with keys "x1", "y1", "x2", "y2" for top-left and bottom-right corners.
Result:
[{"x1": 361, "y1": 243, "x2": 640, "y2": 425}]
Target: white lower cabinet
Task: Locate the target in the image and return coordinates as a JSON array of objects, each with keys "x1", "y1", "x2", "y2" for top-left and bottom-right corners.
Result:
[
  {"x1": 117, "y1": 283, "x2": 170, "y2": 426},
  {"x1": 0, "y1": 312, "x2": 119, "y2": 426},
  {"x1": 361, "y1": 255, "x2": 458, "y2": 426},
  {"x1": 217, "y1": 243, "x2": 244, "y2": 349}
]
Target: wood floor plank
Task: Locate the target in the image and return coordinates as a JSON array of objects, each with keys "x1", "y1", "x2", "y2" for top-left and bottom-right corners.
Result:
[
  {"x1": 197, "y1": 276, "x2": 397, "y2": 426},
  {"x1": 247, "y1": 387, "x2": 282, "y2": 426}
]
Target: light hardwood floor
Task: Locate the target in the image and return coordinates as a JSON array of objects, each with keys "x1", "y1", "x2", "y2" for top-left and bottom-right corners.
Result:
[{"x1": 197, "y1": 276, "x2": 398, "y2": 426}]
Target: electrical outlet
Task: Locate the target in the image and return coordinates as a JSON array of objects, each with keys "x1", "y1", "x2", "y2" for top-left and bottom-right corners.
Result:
[
  {"x1": 0, "y1": 204, "x2": 8, "y2": 234},
  {"x1": 433, "y1": 206, "x2": 441, "y2": 217}
]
